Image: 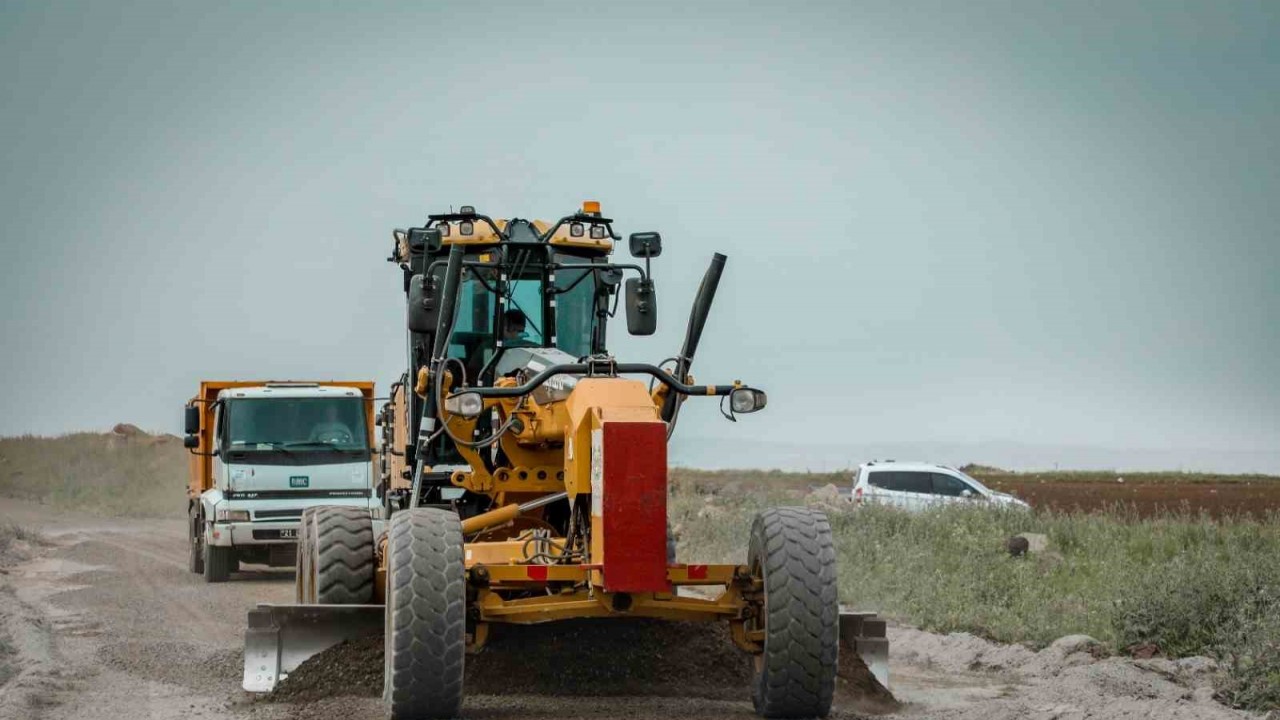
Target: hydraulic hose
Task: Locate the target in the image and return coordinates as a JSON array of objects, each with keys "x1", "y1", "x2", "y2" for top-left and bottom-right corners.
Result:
[{"x1": 661, "y1": 253, "x2": 727, "y2": 424}]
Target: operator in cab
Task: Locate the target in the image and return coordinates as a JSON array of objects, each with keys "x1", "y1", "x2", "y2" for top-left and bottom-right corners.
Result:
[{"x1": 502, "y1": 308, "x2": 538, "y2": 348}]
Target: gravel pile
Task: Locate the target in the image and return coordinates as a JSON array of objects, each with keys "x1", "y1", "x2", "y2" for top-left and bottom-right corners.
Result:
[{"x1": 272, "y1": 618, "x2": 892, "y2": 706}]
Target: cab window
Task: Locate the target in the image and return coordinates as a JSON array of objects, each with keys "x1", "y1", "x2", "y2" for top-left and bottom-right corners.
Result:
[
  {"x1": 553, "y1": 263, "x2": 597, "y2": 358},
  {"x1": 449, "y1": 267, "x2": 497, "y2": 371},
  {"x1": 930, "y1": 473, "x2": 974, "y2": 497},
  {"x1": 506, "y1": 277, "x2": 545, "y2": 346},
  {"x1": 869, "y1": 471, "x2": 932, "y2": 494}
]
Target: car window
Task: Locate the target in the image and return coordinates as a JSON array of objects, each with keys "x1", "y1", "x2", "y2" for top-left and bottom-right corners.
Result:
[
  {"x1": 868, "y1": 471, "x2": 932, "y2": 494},
  {"x1": 931, "y1": 473, "x2": 973, "y2": 497}
]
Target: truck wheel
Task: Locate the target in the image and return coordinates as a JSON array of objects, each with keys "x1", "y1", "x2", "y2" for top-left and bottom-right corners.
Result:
[
  {"x1": 305, "y1": 506, "x2": 375, "y2": 604},
  {"x1": 295, "y1": 508, "x2": 316, "y2": 603},
  {"x1": 383, "y1": 508, "x2": 465, "y2": 720},
  {"x1": 188, "y1": 509, "x2": 205, "y2": 575},
  {"x1": 203, "y1": 535, "x2": 232, "y2": 583},
  {"x1": 747, "y1": 507, "x2": 838, "y2": 719}
]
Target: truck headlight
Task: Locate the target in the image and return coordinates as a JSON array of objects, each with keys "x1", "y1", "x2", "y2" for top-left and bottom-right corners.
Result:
[
  {"x1": 216, "y1": 509, "x2": 250, "y2": 522},
  {"x1": 444, "y1": 391, "x2": 484, "y2": 419}
]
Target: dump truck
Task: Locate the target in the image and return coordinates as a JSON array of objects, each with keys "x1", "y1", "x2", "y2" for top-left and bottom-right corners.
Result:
[
  {"x1": 183, "y1": 381, "x2": 379, "y2": 582},
  {"x1": 243, "y1": 204, "x2": 886, "y2": 718}
]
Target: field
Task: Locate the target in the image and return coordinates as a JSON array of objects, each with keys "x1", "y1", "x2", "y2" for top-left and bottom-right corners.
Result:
[
  {"x1": 669, "y1": 466, "x2": 1280, "y2": 518},
  {"x1": 669, "y1": 470, "x2": 1280, "y2": 712},
  {"x1": 968, "y1": 467, "x2": 1280, "y2": 518},
  {"x1": 2, "y1": 431, "x2": 1279, "y2": 714}
]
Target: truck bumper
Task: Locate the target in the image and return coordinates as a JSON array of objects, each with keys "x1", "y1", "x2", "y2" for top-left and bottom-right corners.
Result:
[
  {"x1": 208, "y1": 518, "x2": 386, "y2": 547},
  {"x1": 209, "y1": 521, "x2": 299, "y2": 547}
]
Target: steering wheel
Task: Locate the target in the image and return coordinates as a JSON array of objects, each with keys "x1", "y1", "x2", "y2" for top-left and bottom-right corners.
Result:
[{"x1": 314, "y1": 427, "x2": 354, "y2": 445}]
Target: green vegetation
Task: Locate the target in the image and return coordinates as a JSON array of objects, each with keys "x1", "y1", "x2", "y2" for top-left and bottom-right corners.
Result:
[
  {"x1": 0, "y1": 523, "x2": 42, "y2": 557},
  {"x1": 669, "y1": 477, "x2": 1280, "y2": 711},
  {"x1": 0, "y1": 432, "x2": 185, "y2": 517}
]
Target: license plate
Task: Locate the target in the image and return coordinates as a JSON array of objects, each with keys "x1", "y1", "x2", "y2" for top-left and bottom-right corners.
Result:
[
  {"x1": 289, "y1": 476, "x2": 310, "y2": 488},
  {"x1": 279, "y1": 528, "x2": 298, "y2": 539}
]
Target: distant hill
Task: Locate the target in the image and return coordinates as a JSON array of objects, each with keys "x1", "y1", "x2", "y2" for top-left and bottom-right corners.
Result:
[{"x1": 0, "y1": 427, "x2": 186, "y2": 517}]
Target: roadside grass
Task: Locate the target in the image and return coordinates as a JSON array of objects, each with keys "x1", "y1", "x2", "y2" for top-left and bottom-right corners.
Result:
[
  {"x1": 669, "y1": 479, "x2": 1280, "y2": 712},
  {"x1": 0, "y1": 523, "x2": 44, "y2": 555},
  {"x1": 0, "y1": 432, "x2": 185, "y2": 517}
]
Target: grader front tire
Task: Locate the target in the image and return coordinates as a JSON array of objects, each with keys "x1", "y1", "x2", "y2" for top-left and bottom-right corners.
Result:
[
  {"x1": 383, "y1": 508, "x2": 466, "y2": 720},
  {"x1": 748, "y1": 507, "x2": 839, "y2": 719}
]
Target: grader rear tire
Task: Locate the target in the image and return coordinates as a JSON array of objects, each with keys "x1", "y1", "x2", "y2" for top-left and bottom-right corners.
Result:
[
  {"x1": 306, "y1": 506, "x2": 375, "y2": 604},
  {"x1": 295, "y1": 508, "x2": 316, "y2": 603},
  {"x1": 748, "y1": 507, "x2": 839, "y2": 719},
  {"x1": 383, "y1": 508, "x2": 465, "y2": 720}
]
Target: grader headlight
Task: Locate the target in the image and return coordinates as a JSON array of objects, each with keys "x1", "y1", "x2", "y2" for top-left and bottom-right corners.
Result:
[
  {"x1": 444, "y1": 391, "x2": 484, "y2": 419},
  {"x1": 730, "y1": 387, "x2": 767, "y2": 414}
]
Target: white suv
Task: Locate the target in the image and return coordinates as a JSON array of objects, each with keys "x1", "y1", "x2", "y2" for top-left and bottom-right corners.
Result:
[{"x1": 852, "y1": 462, "x2": 1030, "y2": 511}]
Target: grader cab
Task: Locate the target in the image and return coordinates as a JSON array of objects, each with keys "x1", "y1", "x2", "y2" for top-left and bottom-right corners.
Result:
[{"x1": 243, "y1": 203, "x2": 873, "y2": 719}]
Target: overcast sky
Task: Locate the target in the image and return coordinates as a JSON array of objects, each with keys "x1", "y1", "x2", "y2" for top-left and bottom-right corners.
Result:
[{"x1": 1, "y1": 1, "x2": 1277, "y2": 468}]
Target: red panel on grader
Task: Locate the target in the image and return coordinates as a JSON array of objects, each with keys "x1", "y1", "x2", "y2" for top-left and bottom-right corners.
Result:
[{"x1": 600, "y1": 421, "x2": 669, "y2": 593}]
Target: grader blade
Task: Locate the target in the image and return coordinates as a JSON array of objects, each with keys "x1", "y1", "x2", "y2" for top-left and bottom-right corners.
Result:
[
  {"x1": 242, "y1": 604, "x2": 383, "y2": 692},
  {"x1": 840, "y1": 609, "x2": 890, "y2": 690}
]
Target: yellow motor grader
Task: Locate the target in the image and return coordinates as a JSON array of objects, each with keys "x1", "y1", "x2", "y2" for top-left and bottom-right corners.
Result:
[{"x1": 243, "y1": 203, "x2": 874, "y2": 718}]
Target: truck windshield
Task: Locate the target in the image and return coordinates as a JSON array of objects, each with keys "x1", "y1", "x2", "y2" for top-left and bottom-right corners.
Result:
[{"x1": 226, "y1": 398, "x2": 367, "y2": 451}]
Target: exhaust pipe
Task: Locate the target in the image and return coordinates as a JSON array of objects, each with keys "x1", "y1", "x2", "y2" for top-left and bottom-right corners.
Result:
[
  {"x1": 430, "y1": 244, "x2": 466, "y2": 362},
  {"x1": 409, "y1": 244, "x2": 466, "y2": 507},
  {"x1": 661, "y1": 253, "x2": 726, "y2": 423}
]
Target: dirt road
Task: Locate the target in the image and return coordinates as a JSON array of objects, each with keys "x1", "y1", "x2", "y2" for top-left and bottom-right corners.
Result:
[{"x1": 0, "y1": 498, "x2": 1256, "y2": 720}]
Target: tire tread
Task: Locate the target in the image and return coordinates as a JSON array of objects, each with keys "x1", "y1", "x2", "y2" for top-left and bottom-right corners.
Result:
[{"x1": 749, "y1": 507, "x2": 838, "y2": 718}]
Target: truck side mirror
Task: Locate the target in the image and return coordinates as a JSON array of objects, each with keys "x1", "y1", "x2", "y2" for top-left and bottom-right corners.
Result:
[
  {"x1": 629, "y1": 232, "x2": 662, "y2": 258},
  {"x1": 625, "y1": 278, "x2": 657, "y2": 335},
  {"x1": 184, "y1": 434, "x2": 199, "y2": 449},
  {"x1": 407, "y1": 273, "x2": 439, "y2": 333},
  {"x1": 184, "y1": 406, "x2": 201, "y2": 434}
]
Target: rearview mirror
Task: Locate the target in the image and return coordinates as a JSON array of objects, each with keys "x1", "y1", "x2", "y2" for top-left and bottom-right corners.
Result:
[
  {"x1": 628, "y1": 232, "x2": 662, "y2": 258},
  {"x1": 408, "y1": 227, "x2": 443, "y2": 254},
  {"x1": 624, "y1": 278, "x2": 657, "y2": 335},
  {"x1": 407, "y1": 273, "x2": 439, "y2": 333},
  {"x1": 184, "y1": 406, "x2": 200, "y2": 434},
  {"x1": 184, "y1": 434, "x2": 199, "y2": 449}
]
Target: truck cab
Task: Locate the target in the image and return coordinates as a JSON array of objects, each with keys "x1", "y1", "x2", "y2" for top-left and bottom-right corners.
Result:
[{"x1": 184, "y1": 381, "x2": 381, "y2": 582}]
